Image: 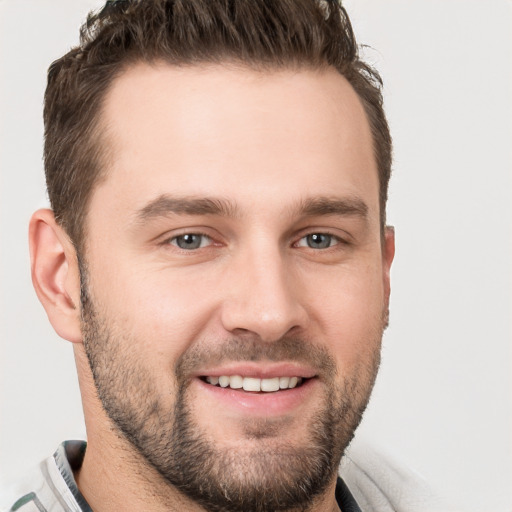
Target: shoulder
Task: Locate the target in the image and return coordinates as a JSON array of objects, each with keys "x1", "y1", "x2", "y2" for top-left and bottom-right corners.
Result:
[
  {"x1": 0, "y1": 441, "x2": 88, "y2": 512},
  {"x1": 340, "y1": 442, "x2": 458, "y2": 512},
  {"x1": 0, "y1": 460, "x2": 50, "y2": 512}
]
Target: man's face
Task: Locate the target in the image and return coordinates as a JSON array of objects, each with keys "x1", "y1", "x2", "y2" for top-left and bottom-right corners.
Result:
[{"x1": 80, "y1": 63, "x2": 393, "y2": 511}]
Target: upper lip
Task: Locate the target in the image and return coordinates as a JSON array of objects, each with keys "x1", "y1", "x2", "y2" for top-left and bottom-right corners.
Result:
[{"x1": 193, "y1": 362, "x2": 318, "y2": 380}]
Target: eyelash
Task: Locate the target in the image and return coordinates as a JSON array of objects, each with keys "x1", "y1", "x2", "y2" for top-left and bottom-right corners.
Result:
[{"x1": 164, "y1": 231, "x2": 347, "y2": 252}]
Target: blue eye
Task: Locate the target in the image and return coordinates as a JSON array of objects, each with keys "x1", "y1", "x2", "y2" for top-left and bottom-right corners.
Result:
[
  {"x1": 170, "y1": 234, "x2": 211, "y2": 250},
  {"x1": 297, "y1": 233, "x2": 338, "y2": 249}
]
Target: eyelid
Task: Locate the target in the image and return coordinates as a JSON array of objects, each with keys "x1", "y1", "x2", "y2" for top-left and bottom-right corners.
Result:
[
  {"x1": 293, "y1": 228, "x2": 351, "y2": 246},
  {"x1": 156, "y1": 228, "x2": 221, "y2": 249},
  {"x1": 155, "y1": 226, "x2": 351, "y2": 250}
]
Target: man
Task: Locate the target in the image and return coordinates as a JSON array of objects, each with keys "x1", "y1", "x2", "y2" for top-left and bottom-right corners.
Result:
[{"x1": 4, "y1": 0, "x2": 397, "y2": 510}]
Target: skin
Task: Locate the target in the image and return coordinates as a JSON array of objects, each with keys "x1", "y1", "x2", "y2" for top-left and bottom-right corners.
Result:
[{"x1": 30, "y1": 63, "x2": 395, "y2": 512}]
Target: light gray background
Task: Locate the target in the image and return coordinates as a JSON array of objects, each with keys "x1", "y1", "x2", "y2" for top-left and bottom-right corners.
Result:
[{"x1": 1, "y1": 1, "x2": 511, "y2": 511}]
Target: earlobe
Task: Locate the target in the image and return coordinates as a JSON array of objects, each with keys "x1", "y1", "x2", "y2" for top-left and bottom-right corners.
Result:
[{"x1": 29, "y1": 209, "x2": 83, "y2": 343}]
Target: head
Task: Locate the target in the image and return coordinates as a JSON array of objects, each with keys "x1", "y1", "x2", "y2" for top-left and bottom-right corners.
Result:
[{"x1": 31, "y1": 1, "x2": 394, "y2": 511}]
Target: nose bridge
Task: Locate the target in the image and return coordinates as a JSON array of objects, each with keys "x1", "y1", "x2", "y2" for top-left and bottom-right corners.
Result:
[{"x1": 221, "y1": 239, "x2": 306, "y2": 341}]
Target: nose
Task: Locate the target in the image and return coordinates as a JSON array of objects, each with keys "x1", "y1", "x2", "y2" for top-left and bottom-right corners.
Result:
[{"x1": 220, "y1": 246, "x2": 308, "y2": 342}]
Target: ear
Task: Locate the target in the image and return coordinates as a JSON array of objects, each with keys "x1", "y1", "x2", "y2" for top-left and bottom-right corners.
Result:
[
  {"x1": 382, "y1": 226, "x2": 395, "y2": 304},
  {"x1": 29, "y1": 209, "x2": 82, "y2": 343}
]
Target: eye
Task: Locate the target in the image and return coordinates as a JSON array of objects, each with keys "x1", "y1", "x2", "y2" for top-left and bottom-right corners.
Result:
[
  {"x1": 296, "y1": 233, "x2": 339, "y2": 249},
  {"x1": 169, "y1": 233, "x2": 212, "y2": 250}
]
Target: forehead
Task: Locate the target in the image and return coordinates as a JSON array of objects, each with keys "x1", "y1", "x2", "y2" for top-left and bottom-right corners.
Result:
[{"x1": 93, "y1": 62, "x2": 377, "y2": 221}]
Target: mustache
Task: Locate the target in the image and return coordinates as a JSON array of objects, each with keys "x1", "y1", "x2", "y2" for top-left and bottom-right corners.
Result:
[{"x1": 175, "y1": 335, "x2": 337, "y2": 382}]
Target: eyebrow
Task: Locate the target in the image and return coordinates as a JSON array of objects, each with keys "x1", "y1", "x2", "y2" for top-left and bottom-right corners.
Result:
[
  {"x1": 134, "y1": 194, "x2": 368, "y2": 223},
  {"x1": 136, "y1": 195, "x2": 239, "y2": 221},
  {"x1": 297, "y1": 196, "x2": 368, "y2": 219}
]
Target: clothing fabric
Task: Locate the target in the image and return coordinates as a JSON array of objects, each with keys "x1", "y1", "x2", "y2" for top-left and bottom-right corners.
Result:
[
  {"x1": 2, "y1": 442, "x2": 91, "y2": 512},
  {"x1": 1, "y1": 441, "x2": 362, "y2": 512},
  {"x1": 338, "y1": 442, "x2": 450, "y2": 512}
]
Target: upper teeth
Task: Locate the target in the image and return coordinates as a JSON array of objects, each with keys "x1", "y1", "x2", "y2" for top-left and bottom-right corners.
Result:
[{"x1": 205, "y1": 376, "x2": 302, "y2": 392}]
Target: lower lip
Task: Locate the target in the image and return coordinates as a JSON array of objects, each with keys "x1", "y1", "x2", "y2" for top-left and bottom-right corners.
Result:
[{"x1": 194, "y1": 377, "x2": 318, "y2": 416}]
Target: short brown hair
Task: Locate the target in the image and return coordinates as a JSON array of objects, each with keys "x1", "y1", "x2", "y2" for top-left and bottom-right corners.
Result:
[{"x1": 44, "y1": 0, "x2": 392, "y2": 249}]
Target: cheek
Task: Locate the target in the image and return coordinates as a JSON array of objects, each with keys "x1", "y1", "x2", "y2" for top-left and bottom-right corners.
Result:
[
  {"x1": 89, "y1": 261, "x2": 224, "y2": 361},
  {"x1": 307, "y1": 263, "x2": 385, "y2": 365}
]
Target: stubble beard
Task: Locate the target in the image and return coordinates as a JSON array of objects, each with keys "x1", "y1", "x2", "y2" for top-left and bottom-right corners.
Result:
[{"x1": 80, "y1": 273, "x2": 383, "y2": 512}]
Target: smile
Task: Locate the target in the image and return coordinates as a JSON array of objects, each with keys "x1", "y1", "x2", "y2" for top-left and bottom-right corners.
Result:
[{"x1": 203, "y1": 375, "x2": 305, "y2": 392}]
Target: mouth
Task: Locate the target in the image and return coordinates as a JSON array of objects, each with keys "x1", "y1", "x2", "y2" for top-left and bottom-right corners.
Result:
[
  {"x1": 200, "y1": 375, "x2": 307, "y2": 392},
  {"x1": 193, "y1": 364, "x2": 319, "y2": 415}
]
